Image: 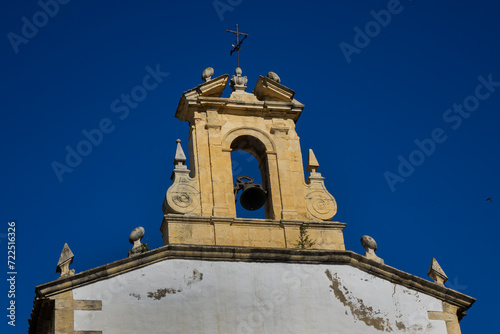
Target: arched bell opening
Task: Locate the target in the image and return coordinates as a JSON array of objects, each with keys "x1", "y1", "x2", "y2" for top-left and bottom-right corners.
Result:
[{"x1": 230, "y1": 135, "x2": 274, "y2": 219}]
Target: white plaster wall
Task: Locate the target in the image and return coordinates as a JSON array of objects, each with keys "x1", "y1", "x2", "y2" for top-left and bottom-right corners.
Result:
[{"x1": 72, "y1": 260, "x2": 447, "y2": 334}]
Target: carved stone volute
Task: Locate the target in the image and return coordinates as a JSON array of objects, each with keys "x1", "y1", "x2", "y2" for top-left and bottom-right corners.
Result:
[{"x1": 163, "y1": 140, "x2": 201, "y2": 215}]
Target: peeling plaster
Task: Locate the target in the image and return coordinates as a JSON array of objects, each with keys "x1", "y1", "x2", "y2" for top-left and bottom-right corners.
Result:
[
  {"x1": 129, "y1": 293, "x2": 141, "y2": 300},
  {"x1": 326, "y1": 269, "x2": 402, "y2": 332},
  {"x1": 186, "y1": 269, "x2": 203, "y2": 286},
  {"x1": 147, "y1": 288, "x2": 182, "y2": 300},
  {"x1": 146, "y1": 269, "x2": 204, "y2": 300},
  {"x1": 324, "y1": 270, "x2": 434, "y2": 333}
]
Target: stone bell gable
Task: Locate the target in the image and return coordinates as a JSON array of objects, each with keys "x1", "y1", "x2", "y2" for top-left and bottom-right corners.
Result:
[{"x1": 161, "y1": 68, "x2": 344, "y2": 250}]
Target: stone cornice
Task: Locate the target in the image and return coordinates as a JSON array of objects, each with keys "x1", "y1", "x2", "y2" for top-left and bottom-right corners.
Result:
[
  {"x1": 253, "y1": 75, "x2": 295, "y2": 102},
  {"x1": 185, "y1": 74, "x2": 229, "y2": 99},
  {"x1": 35, "y1": 244, "x2": 475, "y2": 311},
  {"x1": 175, "y1": 77, "x2": 304, "y2": 123},
  {"x1": 177, "y1": 97, "x2": 304, "y2": 123},
  {"x1": 162, "y1": 215, "x2": 346, "y2": 228}
]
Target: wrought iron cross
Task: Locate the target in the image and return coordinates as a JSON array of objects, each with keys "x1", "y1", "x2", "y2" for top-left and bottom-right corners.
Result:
[{"x1": 226, "y1": 24, "x2": 248, "y2": 68}]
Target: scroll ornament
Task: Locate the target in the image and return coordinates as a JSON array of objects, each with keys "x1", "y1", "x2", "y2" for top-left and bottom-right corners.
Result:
[
  {"x1": 305, "y1": 149, "x2": 337, "y2": 221},
  {"x1": 163, "y1": 140, "x2": 200, "y2": 215}
]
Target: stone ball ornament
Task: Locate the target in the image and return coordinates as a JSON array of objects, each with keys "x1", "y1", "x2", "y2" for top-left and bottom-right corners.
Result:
[
  {"x1": 202, "y1": 67, "x2": 214, "y2": 82},
  {"x1": 360, "y1": 235, "x2": 384, "y2": 264},
  {"x1": 361, "y1": 235, "x2": 377, "y2": 252},
  {"x1": 129, "y1": 226, "x2": 145, "y2": 248},
  {"x1": 267, "y1": 71, "x2": 281, "y2": 83}
]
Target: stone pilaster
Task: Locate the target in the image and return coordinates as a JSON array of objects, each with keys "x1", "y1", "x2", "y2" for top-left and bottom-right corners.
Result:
[
  {"x1": 52, "y1": 291, "x2": 102, "y2": 334},
  {"x1": 428, "y1": 302, "x2": 463, "y2": 334}
]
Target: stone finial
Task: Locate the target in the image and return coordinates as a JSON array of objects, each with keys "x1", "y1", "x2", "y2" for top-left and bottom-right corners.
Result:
[
  {"x1": 427, "y1": 258, "x2": 448, "y2": 286},
  {"x1": 305, "y1": 149, "x2": 337, "y2": 220},
  {"x1": 164, "y1": 137, "x2": 201, "y2": 216},
  {"x1": 202, "y1": 67, "x2": 214, "y2": 82},
  {"x1": 174, "y1": 139, "x2": 187, "y2": 169},
  {"x1": 306, "y1": 149, "x2": 320, "y2": 173},
  {"x1": 361, "y1": 235, "x2": 384, "y2": 264},
  {"x1": 128, "y1": 226, "x2": 148, "y2": 257},
  {"x1": 229, "y1": 67, "x2": 248, "y2": 92},
  {"x1": 129, "y1": 226, "x2": 145, "y2": 249},
  {"x1": 267, "y1": 71, "x2": 280, "y2": 83},
  {"x1": 56, "y1": 243, "x2": 75, "y2": 278}
]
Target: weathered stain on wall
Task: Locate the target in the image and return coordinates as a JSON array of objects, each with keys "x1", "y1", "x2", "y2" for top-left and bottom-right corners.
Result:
[
  {"x1": 186, "y1": 269, "x2": 203, "y2": 286},
  {"x1": 147, "y1": 288, "x2": 182, "y2": 300},
  {"x1": 130, "y1": 269, "x2": 204, "y2": 301},
  {"x1": 326, "y1": 269, "x2": 395, "y2": 331},
  {"x1": 129, "y1": 293, "x2": 141, "y2": 300},
  {"x1": 325, "y1": 269, "x2": 434, "y2": 333},
  {"x1": 141, "y1": 269, "x2": 203, "y2": 300}
]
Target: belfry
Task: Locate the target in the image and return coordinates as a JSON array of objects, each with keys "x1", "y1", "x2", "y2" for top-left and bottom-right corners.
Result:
[{"x1": 161, "y1": 67, "x2": 345, "y2": 250}]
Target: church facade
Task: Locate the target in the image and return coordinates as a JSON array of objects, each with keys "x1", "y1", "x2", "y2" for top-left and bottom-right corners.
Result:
[{"x1": 29, "y1": 67, "x2": 475, "y2": 334}]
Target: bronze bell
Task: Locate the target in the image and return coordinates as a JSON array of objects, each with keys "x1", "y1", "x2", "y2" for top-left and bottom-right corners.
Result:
[{"x1": 234, "y1": 176, "x2": 267, "y2": 211}]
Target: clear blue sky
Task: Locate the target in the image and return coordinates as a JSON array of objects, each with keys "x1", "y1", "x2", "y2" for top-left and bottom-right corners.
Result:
[{"x1": 1, "y1": 0, "x2": 499, "y2": 332}]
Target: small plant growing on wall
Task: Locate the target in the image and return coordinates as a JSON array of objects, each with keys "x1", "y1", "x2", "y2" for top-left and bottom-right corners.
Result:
[
  {"x1": 129, "y1": 242, "x2": 150, "y2": 256},
  {"x1": 128, "y1": 238, "x2": 151, "y2": 257},
  {"x1": 296, "y1": 223, "x2": 316, "y2": 249},
  {"x1": 139, "y1": 242, "x2": 150, "y2": 253}
]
